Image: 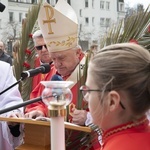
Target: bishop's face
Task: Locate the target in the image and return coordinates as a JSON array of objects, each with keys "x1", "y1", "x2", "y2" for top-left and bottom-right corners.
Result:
[{"x1": 51, "y1": 49, "x2": 80, "y2": 77}]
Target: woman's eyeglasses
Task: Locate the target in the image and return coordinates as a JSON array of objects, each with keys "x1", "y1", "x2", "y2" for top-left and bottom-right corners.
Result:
[
  {"x1": 35, "y1": 44, "x2": 47, "y2": 50},
  {"x1": 80, "y1": 85, "x2": 125, "y2": 110},
  {"x1": 80, "y1": 85, "x2": 102, "y2": 101}
]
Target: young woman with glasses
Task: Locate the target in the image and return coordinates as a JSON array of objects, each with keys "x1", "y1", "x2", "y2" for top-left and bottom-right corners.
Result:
[{"x1": 80, "y1": 43, "x2": 150, "y2": 150}]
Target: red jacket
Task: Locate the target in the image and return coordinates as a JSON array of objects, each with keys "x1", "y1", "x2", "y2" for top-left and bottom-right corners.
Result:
[{"x1": 32, "y1": 57, "x2": 52, "y2": 90}]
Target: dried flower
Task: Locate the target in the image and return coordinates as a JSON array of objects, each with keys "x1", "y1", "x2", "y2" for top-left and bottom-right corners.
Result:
[
  {"x1": 25, "y1": 49, "x2": 31, "y2": 55},
  {"x1": 23, "y1": 62, "x2": 30, "y2": 69},
  {"x1": 129, "y1": 39, "x2": 138, "y2": 44},
  {"x1": 29, "y1": 34, "x2": 33, "y2": 38}
]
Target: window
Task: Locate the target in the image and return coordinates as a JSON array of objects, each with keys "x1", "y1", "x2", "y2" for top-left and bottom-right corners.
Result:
[
  {"x1": 92, "y1": 17, "x2": 94, "y2": 26},
  {"x1": 80, "y1": 9, "x2": 82, "y2": 17},
  {"x1": 80, "y1": 24, "x2": 82, "y2": 31},
  {"x1": 100, "y1": 1, "x2": 104, "y2": 9},
  {"x1": 92, "y1": 0, "x2": 94, "y2": 8},
  {"x1": 106, "y1": 1, "x2": 110, "y2": 10},
  {"x1": 85, "y1": 17, "x2": 89, "y2": 26},
  {"x1": 106, "y1": 18, "x2": 111, "y2": 27},
  {"x1": 25, "y1": 13, "x2": 28, "y2": 18},
  {"x1": 0, "y1": 19, "x2": 1, "y2": 29},
  {"x1": 31, "y1": 0, "x2": 37, "y2": 4},
  {"x1": 18, "y1": 0, "x2": 24, "y2": 2},
  {"x1": 119, "y1": 3, "x2": 124, "y2": 12},
  {"x1": 19, "y1": 13, "x2": 22, "y2": 23},
  {"x1": 9, "y1": 12, "x2": 14, "y2": 22},
  {"x1": 85, "y1": 0, "x2": 88, "y2": 8},
  {"x1": 100, "y1": 18, "x2": 105, "y2": 26}
]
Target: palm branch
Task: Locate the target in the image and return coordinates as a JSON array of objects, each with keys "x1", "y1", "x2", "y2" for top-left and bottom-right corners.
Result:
[
  {"x1": 65, "y1": 123, "x2": 102, "y2": 150},
  {"x1": 100, "y1": 5, "x2": 150, "y2": 50},
  {"x1": 13, "y1": 1, "x2": 42, "y2": 100},
  {"x1": 66, "y1": 49, "x2": 101, "y2": 149}
]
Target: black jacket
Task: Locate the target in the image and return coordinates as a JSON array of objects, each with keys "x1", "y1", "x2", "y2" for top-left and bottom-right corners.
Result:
[{"x1": 0, "y1": 52, "x2": 12, "y2": 66}]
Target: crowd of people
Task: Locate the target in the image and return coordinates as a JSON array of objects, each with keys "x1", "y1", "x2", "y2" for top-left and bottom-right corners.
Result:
[{"x1": 0, "y1": 0, "x2": 150, "y2": 150}]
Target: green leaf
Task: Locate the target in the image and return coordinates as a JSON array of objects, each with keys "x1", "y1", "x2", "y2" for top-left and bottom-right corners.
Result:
[{"x1": 100, "y1": 5, "x2": 150, "y2": 50}]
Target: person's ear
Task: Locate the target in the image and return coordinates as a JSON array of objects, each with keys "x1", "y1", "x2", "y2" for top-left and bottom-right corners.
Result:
[
  {"x1": 76, "y1": 47, "x2": 81, "y2": 56},
  {"x1": 107, "y1": 91, "x2": 120, "y2": 112}
]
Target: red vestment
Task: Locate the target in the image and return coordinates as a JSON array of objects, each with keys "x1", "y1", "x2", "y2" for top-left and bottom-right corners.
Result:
[
  {"x1": 32, "y1": 57, "x2": 53, "y2": 90},
  {"x1": 25, "y1": 53, "x2": 85, "y2": 116},
  {"x1": 96, "y1": 117, "x2": 150, "y2": 150},
  {"x1": 25, "y1": 54, "x2": 100, "y2": 149},
  {"x1": 25, "y1": 64, "x2": 57, "y2": 116}
]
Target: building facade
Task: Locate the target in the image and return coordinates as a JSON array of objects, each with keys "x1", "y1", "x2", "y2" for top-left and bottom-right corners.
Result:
[
  {"x1": 70, "y1": 0, "x2": 125, "y2": 49},
  {"x1": 0, "y1": 0, "x2": 40, "y2": 54},
  {"x1": 0, "y1": 0, "x2": 125, "y2": 52}
]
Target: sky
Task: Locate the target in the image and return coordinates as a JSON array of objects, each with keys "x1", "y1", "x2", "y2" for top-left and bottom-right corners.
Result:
[{"x1": 124, "y1": 0, "x2": 150, "y2": 9}]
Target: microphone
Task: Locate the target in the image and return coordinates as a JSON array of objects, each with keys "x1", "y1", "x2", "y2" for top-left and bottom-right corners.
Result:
[
  {"x1": 0, "y1": 75, "x2": 63, "y2": 114},
  {"x1": 51, "y1": 74, "x2": 63, "y2": 81},
  {"x1": 21, "y1": 63, "x2": 50, "y2": 80},
  {"x1": 51, "y1": 74, "x2": 63, "y2": 99},
  {"x1": 0, "y1": 64, "x2": 51, "y2": 95}
]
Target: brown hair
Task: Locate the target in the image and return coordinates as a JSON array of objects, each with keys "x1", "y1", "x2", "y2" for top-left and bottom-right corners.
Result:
[
  {"x1": 90, "y1": 43, "x2": 150, "y2": 115},
  {"x1": 13, "y1": 40, "x2": 20, "y2": 53}
]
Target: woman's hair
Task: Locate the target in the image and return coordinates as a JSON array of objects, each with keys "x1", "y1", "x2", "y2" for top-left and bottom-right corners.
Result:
[
  {"x1": 12, "y1": 40, "x2": 20, "y2": 53},
  {"x1": 90, "y1": 43, "x2": 150, "y2": 115}
]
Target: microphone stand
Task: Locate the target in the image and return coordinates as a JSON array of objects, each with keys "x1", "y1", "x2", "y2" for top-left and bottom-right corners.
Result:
[
  {"x1": 0, "y1": 96, "x2": 42, "y2": 114},
  {"x1": 0, "y1": 95, "x2": 54, "y2": 115},
  {"x1": 0, "y1": 77, "x2": 24, "y2": 95},
  {"x1": 0, "y1": 63, "x2": 51, "y2": 95}
]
